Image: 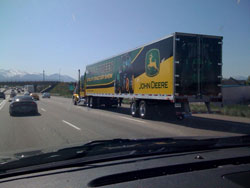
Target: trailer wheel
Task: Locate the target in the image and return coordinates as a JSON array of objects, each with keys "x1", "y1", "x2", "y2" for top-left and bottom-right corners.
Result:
[
  {"x1": 130, "y1": 102, "x2": 138, "y2": 117},
  {"x1": 87, "y1": 97, "x2": 90, "y2": 107},
  {"x1": 177, "y1": 114, "x2": 184, "y2": 120},
  {"x1": 89, "y1": 97, "x2": 94, "y2": 108},
  {"x1": 139, "y1": 100, "x2": 151, "y2": 119}
]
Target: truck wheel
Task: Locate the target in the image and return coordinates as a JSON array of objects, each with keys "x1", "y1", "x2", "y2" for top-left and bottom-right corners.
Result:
[
  {"x1": 131, "y1": 102, "x2": 138, "y2": 117},
  {"x1": 72, "y1": 96, "x2": 77, "y2": 105},
  {"x1": 139, "y1": 100, "x2": 151, "y2": 119},
  {"x1": 86, "y1": 97, "x2": 90, "y2": 107},
  {"x1": 177, "y1": 114, "x2": 184, "y2": 120},
  {"x1": 89, "y1": 97, "x2": 94, "y2": 108}
]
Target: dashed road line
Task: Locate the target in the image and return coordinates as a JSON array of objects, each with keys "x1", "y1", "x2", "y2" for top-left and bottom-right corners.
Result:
[
  {"x1": 76, "y1": 106, "x2": 146, "y2": 123},
  {"x1": 62, "y1": 120, "x2": 81, "y2": 131},
  {"x1": 41, "y1": 108, "x2": 46, "y2": 112},
  {"x1": 0, "y1": 100, "x2": 7, "y2": 111}
]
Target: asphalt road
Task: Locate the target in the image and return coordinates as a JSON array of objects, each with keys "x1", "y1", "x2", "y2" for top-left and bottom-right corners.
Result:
[{"x1": 0, "y1": 89, "x2": 250, "y2": 154}]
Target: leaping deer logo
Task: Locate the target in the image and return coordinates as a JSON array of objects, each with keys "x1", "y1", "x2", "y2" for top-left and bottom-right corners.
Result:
[
  {"x1": 148, "y1": 53, "x2": 159, "y2": 71},
  {"x1": 145, "y1": 49, "x2": 160, "y2": 77}
]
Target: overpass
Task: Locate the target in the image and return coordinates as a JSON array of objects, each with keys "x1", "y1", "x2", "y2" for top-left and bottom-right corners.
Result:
[
  {"x1": 0, "y1": 81, "x2": 61, "y2": 86},
  {"x1": 0, "y1": 81, "x2": 62, "y2": 92}
]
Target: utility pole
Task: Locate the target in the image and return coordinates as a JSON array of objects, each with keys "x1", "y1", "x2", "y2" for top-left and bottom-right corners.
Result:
[{"x1": 78, "y1": 69, "x2": 80, "y2": 97}]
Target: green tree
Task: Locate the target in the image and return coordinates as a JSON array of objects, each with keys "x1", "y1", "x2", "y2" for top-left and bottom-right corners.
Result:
[{"x1": 246, "y1": 76, "x2": 250, "y2": 85}]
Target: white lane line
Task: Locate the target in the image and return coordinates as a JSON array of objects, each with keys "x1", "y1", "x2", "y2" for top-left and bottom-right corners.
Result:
[
  {"x1": 41, "y1": 108, "x2": 46, "y2": 112},
  {"x1": 0, "y1": 100, "x2": 7, "y2": 111},
  {"x1": 76, "y1": 106, "x2": 146, "y2": 123},
  {"x1": 62, "y1": 120, "x2": 81, "y2": 131},
  {"x1": 119, "y1": 116, "x2": 145, "y2": 123}
]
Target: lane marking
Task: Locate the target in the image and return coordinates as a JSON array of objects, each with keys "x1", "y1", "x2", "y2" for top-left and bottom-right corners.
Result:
[
  {"x1": 76, "y1": 106, "x2": 146, "y2": 123},
  {"x1": 43, "y1": 99, "x2": 63, "y2": 105},
  {"x1": 119, "y1": 116, "x2": 145, "y2": 123},
  {"x1": 0, "y1": 100, "x2": 7, "y2": 111},
  {"x1": 41, "y1": 108, "x2": 46, "y2": 112},
  {"x1": 62, "y1": 120, "x2": 81, "y2": 131}
]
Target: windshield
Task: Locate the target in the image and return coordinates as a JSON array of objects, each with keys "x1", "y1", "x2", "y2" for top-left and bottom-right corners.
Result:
[
  {"x1": 14, "y1": 96, "x2": 33, "y2": 102},
  {"x1": 0, "y1": 0, "x2": 249, "y2": 170}
]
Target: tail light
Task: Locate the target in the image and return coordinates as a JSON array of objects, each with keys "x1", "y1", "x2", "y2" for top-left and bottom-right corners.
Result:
[{"x1": 176, "y1": 98, "x2": 188, "y2": 103}]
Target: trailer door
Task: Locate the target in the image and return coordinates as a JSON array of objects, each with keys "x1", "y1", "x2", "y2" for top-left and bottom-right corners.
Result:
[
  {"x1": 175, "y1": 35, "x2": 199, "y2": 96},
  {"x1": 200, "y1": 37, "x2": 222, "y2": 96},
  {"x1": 175, "y1": 34, "x2": 222, "y2": 97}
]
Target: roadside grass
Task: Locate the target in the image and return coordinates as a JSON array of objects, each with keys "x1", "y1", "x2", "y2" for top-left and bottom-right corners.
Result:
[
  {"x1": 50, "y1": 83, "x2": 73, "y2": 98},
  {"x1": 190, "y1": 103, "x2": 250, "y2": 118}
]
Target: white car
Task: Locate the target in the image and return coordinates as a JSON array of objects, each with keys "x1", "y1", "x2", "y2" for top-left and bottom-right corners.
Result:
[
  {"x1": 42, "y1": 92, "x2": 50, "y2": 98},
  {"x1": 10, "y1": 90, "x2": 16, "y2": 98},
  {"x1": 24, "y1": 92, "x2": 30, "y2": 96}
]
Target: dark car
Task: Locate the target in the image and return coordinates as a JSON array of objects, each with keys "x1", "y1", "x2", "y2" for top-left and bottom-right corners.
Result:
[
  {"x1": 0, "y1": 92, "x2": 5, "y2": 99},
  {"x1": 9, "y1": 96, "x2": 38, "y2": 116}
]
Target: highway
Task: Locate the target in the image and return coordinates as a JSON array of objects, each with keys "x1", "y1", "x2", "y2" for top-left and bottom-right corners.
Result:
[{"x1": 0, "y1": 89, "x2": 250, "y2": 154}]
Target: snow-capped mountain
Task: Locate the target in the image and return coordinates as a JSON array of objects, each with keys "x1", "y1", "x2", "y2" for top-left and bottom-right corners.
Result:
[
  {"x1": 231, "y1": 76, "x2": 247, "y2": 80},
  {"x1": 0, "y1": 69, "x2": 76, "y2": 82}
]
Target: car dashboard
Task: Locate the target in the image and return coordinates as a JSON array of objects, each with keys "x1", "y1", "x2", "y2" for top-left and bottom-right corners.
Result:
[{"x1": 0, "y1": 146, "x2": 250, "y2": 188}]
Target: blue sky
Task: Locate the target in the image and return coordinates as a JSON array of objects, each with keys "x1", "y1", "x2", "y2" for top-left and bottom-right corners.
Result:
[{"x1": 0, "y1": 0, "x2": 249, "y2": 79}]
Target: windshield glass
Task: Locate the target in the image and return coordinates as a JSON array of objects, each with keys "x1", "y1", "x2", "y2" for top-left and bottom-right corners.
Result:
[
  {"x1": 0, "y1": 0, "x2": 249, "y2": 169},
  {"x1": 14, "y1": 96, "x2": 33, "y2": 101}
]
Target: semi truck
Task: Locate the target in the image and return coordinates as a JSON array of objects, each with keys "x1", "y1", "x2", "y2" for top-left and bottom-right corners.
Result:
[
  {"x1": 24, "y1": 85, "x2": 34, "y2": 93},
  {"x1": 73, "y1": 32, "x2": 223, "y2": 119}
]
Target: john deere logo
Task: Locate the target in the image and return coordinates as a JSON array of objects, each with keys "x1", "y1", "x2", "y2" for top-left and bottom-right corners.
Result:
[{"x1": 145, "y1": 49, "x2": 160, "y2": 77}]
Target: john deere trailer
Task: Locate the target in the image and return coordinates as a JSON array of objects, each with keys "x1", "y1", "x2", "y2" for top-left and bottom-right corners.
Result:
[{"x1": 74, "y1": 32, "x2": 223, "y2": 119}]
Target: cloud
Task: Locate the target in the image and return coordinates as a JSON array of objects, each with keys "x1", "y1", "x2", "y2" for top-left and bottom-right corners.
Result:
[{"x1": 72, "y1": 13, "x2": 76, "y2": 22}]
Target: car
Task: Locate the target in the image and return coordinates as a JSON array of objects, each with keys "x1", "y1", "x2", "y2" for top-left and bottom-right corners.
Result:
[
  {"x1": 42, "y1": 92, "x2": 50, "y2": 98},
  {"x1": 30, "y1": 93, "x2": 39, "y2": 100},
  {"x1": 24, "y1": 92, "x2": 30, "y2": 96},
  {"x1": 10, "y1": 90, "x2": 16, "y2": 98},
  {"x1": 0, "y1": 92, "x2": 5, "y2": 99},
  {"x1": 9, "y1": 96, "x2": 38, "y2": 116}
]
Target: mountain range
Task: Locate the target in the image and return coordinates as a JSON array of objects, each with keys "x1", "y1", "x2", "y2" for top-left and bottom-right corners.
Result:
[
  {"x1": 230, "y1": 76, "x2": 248, "y2": 80},
  {"x1": 0, "y1": 69, "x2": 76, "y2": 82},
  {"x1": 0, "y1": 69, "x2": 247, "y2": 82}
]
